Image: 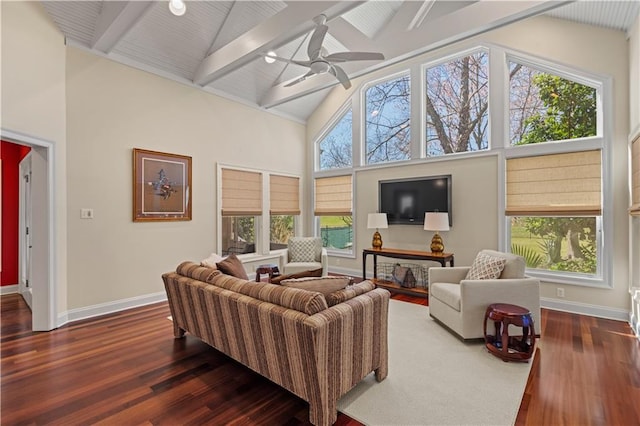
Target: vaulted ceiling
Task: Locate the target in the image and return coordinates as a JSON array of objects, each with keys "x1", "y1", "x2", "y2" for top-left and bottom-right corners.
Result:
[{"x1": 41, "y1": 1, "x2": 639, "y2": 122}]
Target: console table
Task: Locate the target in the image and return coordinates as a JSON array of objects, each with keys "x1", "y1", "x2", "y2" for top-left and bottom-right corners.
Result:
[{"x1": 362, "y1": 248, "x2": 454, "y2": 297}]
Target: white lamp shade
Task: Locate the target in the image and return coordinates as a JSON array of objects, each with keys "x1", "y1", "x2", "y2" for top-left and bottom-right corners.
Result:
[
  {"x1": 424, "y1": 212, "x2": 449, "y2": 231},
  {"x1": 367, "y1": 213, "x2": 388, "y2": 229}
]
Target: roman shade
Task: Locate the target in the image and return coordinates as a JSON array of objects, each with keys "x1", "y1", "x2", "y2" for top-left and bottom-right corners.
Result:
[
  {"x1": 630, "y1": 135, "x2": 640, "y2": 216},
  {"x1": 270, "y1": 175, "x2": 300, "y2": 215},
  {"x1": 506, "y1": 149, "x2": 602, "y2": 216},
  {"x1": 221, "y1": 168, "x2": 262, "y2": 216},
  {"x1": 314, "y1": 175, "x2": 352, "y2": 216}
]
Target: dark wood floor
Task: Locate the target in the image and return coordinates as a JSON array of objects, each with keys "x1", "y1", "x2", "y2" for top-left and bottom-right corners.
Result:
[{"x1": 1, "y1": 291, "x2": 638, "y2": 425}]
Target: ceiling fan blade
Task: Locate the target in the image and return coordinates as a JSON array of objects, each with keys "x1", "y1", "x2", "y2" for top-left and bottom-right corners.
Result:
[
  {"x1": 307, "y1": 24, "x2": 328, "y2": 60},
  {"x1": 329, "y1": 64, "x2": 351, "y2": 90},
  {"x1": 284, "y1": 70, "x2": 316, "y2": 87},
  {"x1": 324, "y1": 51, "x2": 385, "y2": 63}
]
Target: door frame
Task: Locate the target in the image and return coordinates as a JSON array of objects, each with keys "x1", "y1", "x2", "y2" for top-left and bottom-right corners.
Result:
[
  {"x1": 18, "y1": 152, "x2": 33, "y2": 308},
  {"x1": 1, "y1": 128, "x2": 57, "y2": 331}
]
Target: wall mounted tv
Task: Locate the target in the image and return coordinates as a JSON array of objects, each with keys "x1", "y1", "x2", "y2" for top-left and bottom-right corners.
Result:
[{"x1": 379, "y1": 175, "x2": 452, "y2": 226}]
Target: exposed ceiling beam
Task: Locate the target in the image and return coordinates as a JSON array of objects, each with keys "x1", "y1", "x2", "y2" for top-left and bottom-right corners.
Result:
[
  {"x1": 91, "y1": 1, "x2": 153, "y2": 53},
  {"x1": 193, "y1": 1, "x2": 365, "y2": 86},
  {"x1": 260, "y1": 0, "x2": 572, "y2": 109},
  {"x1": 327, "y1": 17, "x2": 378, "y2": 52}
]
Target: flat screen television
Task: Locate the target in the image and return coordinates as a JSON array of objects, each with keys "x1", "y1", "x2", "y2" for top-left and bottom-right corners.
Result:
[{"x1": 379, "y1": 175, "x2": 452, "y2": 226}]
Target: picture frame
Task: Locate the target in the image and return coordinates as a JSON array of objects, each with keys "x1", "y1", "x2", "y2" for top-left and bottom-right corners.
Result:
[{"x1": 132, "y1": 148, "x2": 192, "y2": 222}]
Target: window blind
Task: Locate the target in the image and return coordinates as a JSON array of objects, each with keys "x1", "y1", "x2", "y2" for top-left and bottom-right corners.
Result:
[
  {"x1": 506, "y1": 149, "x2": 602, "y2": 216},
  {"x1": 314, "y1": 175, "x2": 352, "y2": 216},
  {"x1": 270, "y1": 175, "x2": 300, "y2": 215},
  {"x1": 630, "y1": 136, "x2": 640, "y2": 216},
  {"x1": 221, "y1": 168, "x2": 262, "y2": 216}
]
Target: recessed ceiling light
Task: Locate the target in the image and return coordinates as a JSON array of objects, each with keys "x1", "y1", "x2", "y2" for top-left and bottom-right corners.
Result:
[
  {"x1": 169, "y1": 0, "x2": 186, "y2": 16},
  {"x1": 264, "y1": 51, "x2": 277, "y2": 64}
]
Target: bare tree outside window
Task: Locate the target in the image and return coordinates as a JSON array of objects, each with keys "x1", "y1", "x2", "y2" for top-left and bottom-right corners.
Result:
[
  {"x1": 365, "y1": 75, "x2": 411, "y2": 164},
  {"x1": 319, "y1": 109, "x2": 352, "y2": 170},
  {"x1": 425, "y1": 51, "x2": 489, "y2": 156}
]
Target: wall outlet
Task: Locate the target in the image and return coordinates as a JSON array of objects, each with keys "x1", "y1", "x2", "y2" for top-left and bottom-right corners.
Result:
[
  {"x1": 556, "y1": 287, "x2": 565, "y2": 298},
  {"x1": 80, "y1": 208, "x2": 94, "y2": 219}
]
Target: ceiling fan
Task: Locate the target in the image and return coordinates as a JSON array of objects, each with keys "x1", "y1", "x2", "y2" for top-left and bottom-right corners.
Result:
[{"x1": 266, "y1": 15, "x2": 385, "y2": 90}]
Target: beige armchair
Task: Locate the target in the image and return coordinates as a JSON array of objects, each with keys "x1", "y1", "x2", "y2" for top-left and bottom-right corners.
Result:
[
  {"x1": 428, "y1": 249, "x2": 540, "y2": 340},
  {"x1": 281, "y1": 237, "x2": 328, "y2": 276}
]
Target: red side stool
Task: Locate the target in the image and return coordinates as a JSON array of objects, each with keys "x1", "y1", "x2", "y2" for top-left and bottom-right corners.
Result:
[{"x1": 483, "y1": 303, "x2": 535, "y2": 362}]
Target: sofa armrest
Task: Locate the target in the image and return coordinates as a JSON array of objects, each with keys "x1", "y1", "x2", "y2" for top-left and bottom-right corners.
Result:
[
  {"x1": 321, "y1": 248, "x2": 328, "y2": 276},
  {"x1": 429, "y1": 266, "x2": 470, "y2": 285}
]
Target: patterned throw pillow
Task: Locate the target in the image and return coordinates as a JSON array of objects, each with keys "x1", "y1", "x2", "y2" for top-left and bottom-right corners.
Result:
[
  {"x1": 288, "y1": 237, "x2": 322, "y2": 263},
  {"x1": 465, "y1": 252, "x2": 507, "y2": 280}
]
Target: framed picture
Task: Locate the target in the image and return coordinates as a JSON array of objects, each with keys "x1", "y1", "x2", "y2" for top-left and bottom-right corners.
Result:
[{"x1": 132, "y1": 148, "x2": 192, "y2": 222}]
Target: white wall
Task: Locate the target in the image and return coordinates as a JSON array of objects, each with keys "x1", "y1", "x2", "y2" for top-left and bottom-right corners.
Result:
[
  {"x1": 307, "y1": 16, "x2": 631, "y2": 316},
  {"x1": 1, "y1": 1, "x2": 68, "y2": 326},
  {"x1": 65, "y1": 48, "x2": 306, "y2": 310}
]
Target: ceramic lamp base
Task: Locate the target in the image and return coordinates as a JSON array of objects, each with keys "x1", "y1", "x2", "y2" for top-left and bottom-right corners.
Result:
[
  {"x1": 430, "y1": 232, "x2": 444, "y2": 253},
  {"x1": 372, "y1": 230, "x2": 383, "y2": 250}
]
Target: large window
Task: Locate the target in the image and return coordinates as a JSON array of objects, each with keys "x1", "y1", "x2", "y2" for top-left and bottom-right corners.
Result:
[
  {"x1": 220, "y1": 168, "x2": 262, "y2": 256},
  {"x1": 425, "y1": 50, "x2": 489, "y2": 156},
  {"x1": 365, "y1": 74, "x2": 411, "y2": 165},
  {"x1": 222, "y1": 216, "x2": 256, "y2": 256},
  {"x1": 509, "y1": 62, "x2": 597, "y2": 145},
  {"x1": 314, "y1": 175, "x2": 353, "y2": 253},
  {"x1": 506, "y1": 150, "x2": 602, "y2": 278},
  {"x1": 318, "y1": 108, "x2": 352, "y2": 170}
]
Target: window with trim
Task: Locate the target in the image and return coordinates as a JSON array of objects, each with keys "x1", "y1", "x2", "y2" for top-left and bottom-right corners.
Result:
[
  {"x1": 365, "y1": 74, "x2": 411, "y2": 165},
  {"x1": 506, "y1": 59, "x2": 603, "y2": 282},
  {"x1": 314, "y1": 175, "x2": 353, "y2": 253},
  {"x1": 269, "y1": 175, "x2": 300, "y2": 250},
  {"x1": 220, "y1": 168, "x2": 261, "y2": 256},
  {"x1": 318, "y1": 108, "x2": 352, "y2": 170},
  {"x1": 425, "y1": 50, "x2": 489, "y2": 157},
  {"x1": 506, "y1": 150, "x2": 602, "y2": 277},
  {"x1": 509, "y1": 62, "x2": 597, "y2": 145}
]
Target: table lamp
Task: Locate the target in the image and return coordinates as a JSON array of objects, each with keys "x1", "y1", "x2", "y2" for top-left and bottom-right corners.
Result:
[
  {"x1": 367, "y1": 213, "x2": 388, "y2": 250},
  {"x1": 424, "y1": 212, "x2": 449, "y2": 253}
]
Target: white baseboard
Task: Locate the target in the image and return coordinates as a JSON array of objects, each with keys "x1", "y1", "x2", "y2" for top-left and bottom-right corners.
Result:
[
  {"x1": 330, "y1": 266, "x2": 632, "y2": 322},
  {"x1": 60, "y1": 291, "x2": 168, "y2": 327},
  {"x1": 0, "y1": 284, "x2": 19, "y2": 295}
]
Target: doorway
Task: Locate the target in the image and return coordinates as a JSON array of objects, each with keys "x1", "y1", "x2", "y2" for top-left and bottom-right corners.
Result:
[
  {"x1": 19, "y1": 153, "x2": 33, "y2": 309},
  {"x1": 1, "y1": 129, "x2": 57, "y2": 331}
]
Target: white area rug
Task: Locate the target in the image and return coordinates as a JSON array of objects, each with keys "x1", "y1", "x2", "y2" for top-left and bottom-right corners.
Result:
[{"x1": 337, "y1": 299, "x2": 533, "y2": 425}]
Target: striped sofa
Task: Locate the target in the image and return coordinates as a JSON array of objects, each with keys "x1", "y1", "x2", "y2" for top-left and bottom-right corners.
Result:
[{"x1": 162, "y1": 261, "x2": 390, "y2": 426}]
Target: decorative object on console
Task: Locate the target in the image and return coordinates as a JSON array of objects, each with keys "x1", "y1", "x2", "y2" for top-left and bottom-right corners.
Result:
[
  {"x1": 423, "y1": 212, "x2": 449, "y2": 253},
  {"x1": 367, "y1": 213, "x2": 388, "y2": 250},
  {"x1": 132, "y1": 148, "x2": 192, "y2": 222}
]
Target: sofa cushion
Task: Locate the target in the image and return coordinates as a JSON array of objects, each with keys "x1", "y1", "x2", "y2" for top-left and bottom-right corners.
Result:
[
  {"x1": 326, "y1": 281, "x2": 375, "y2": 306},
  {"x1": 210, "y1": 273, "x2": 328, "y2": 315},
  {"x1": 176, "y1": 261, "x2": 221, "y2": 282},
  {"x1": 288, "y1": 237, "x2": 322, "y2": 262},
  {"x1": 465, "y1": 252, "x2": 507, "y2": 280},
  {"x1": 216, "y1": 253, "x2": 249, "y2": 280},
  {"x1": 280, "y1": 276, "x2": 350, "y2": 295},
  {"x1": 430, "y1": 282, "x2": 461, "y2": 311},
  {"x1": 479, "y1": 249, "x2": 526, "y2": 279},
  {"x1": 201, "y1": 252, "x2": 224, "y2": 269},
  {"x1": 270, "y1": 268, "x2": 323, "y2": 284}
]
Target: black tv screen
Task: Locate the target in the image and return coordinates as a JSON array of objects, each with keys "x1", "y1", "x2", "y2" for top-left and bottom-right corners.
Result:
[{"x1": 379, "y1": 175, "x2": 452, "y2": 226}]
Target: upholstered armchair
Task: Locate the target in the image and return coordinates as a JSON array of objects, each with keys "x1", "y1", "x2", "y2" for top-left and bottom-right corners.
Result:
[
  {"x1": 428, "y1": 249, "x2": 540, "y2": 340},
  {"x1": 282, "y1": 237, "x2": 328, "y2": 276}
]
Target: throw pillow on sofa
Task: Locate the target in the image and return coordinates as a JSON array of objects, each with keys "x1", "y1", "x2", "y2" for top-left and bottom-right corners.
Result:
[
  {"x1": 201, "y1": 252, "x2": 224, "y2": 269},
  {"x1": 465, "y1": 252, "x2": 507, "y2": 280},
  {"x1": 270, "y1": 268, "x2": 323, "y2": 284},
  {"x1": 216, "y1": 253, "x2": 249, "y2": 280},
  {"x1": 280, "y1": 276, "x2": 350, "y2": 295}
]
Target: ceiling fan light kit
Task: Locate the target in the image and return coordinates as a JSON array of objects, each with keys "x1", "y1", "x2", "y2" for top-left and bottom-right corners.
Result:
[
  {"x1": 266, "y1": 14, "x2": 384, "y2": 90},
  {"x1": 169, "y1": 0, "x2": 186, "y2": 17}
]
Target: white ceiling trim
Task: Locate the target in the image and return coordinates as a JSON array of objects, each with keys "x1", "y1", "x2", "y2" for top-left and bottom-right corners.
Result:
[{"x1": 91, "y1": 1, "x2": 154, "y2": 53}]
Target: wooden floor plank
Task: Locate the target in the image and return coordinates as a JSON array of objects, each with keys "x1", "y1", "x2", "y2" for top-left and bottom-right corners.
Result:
[{"x1": 2, "y1": 291, "x2": 638, "y2": 425}]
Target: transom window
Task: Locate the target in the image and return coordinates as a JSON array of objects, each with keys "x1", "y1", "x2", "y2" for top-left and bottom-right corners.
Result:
[
  {"x1": 425, "y1": 50, "x2": 489, "y2": 157},
  {"x1": 365, "y1": 74, "x2": 411, "y2": 165},
  {"x1": 509, "y1": 62, "x2": 597, "y2": 145}
]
